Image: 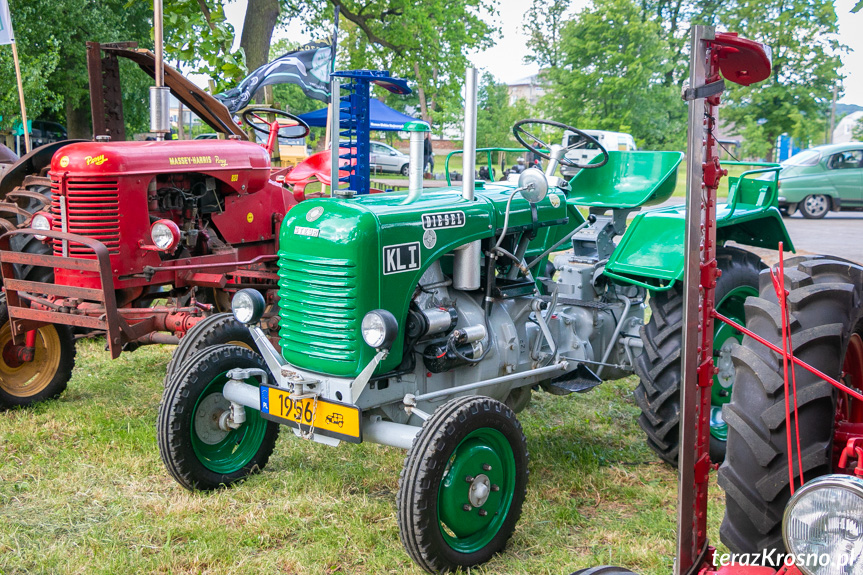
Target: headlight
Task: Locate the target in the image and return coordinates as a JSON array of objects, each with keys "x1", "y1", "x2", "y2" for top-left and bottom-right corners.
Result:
[
  {"x1": 231, "y1": 289, "x2": 265, "y2": 325},
  {"x1": 361, "y1": 309, "x2": 398, "y2": 350},
  {"x1": 150, "y1": 219, "x2": 180, "y2": 252},
  {"x1": 783, "y1": 474, "x2": 863, "y2": 575},
  {"x1": 31, "y1": 213, "x2": 53, "y2": 241}
]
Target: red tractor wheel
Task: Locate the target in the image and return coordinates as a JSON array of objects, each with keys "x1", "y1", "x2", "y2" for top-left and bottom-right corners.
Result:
[{"x1": 718, "y1": 257, "x2": 863, "y2": 558}]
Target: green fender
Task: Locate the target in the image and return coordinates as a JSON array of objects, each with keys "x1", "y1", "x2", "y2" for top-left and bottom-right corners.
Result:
[{"x1": 604, "y1": 165, "x2": 793, "y2": 290}]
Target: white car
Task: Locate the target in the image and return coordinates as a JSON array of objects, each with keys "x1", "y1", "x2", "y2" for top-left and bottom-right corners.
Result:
[
  {"x1": 560, "y1": 129, "x2": 637, "y2": 177},
  {"x1": 370, "y1": 141, "x2": 411, "y2": 176}
]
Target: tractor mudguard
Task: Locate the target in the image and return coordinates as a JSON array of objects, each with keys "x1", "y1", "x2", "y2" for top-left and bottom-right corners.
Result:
[
  {"x1": 605, "y1": 203, "x2": 794, "y2": 290},
  {"x1": 0, "y1": 140, "x2": 89, "y2": 199}
]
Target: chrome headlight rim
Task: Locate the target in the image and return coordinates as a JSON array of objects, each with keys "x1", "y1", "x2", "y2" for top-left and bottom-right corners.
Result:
[
  {"x1": 361, "y1": 309, "x2": 398, "y2": 351},
  {"x1": 149, "y1": 219, "x2": 181, "y2": 252},
  {"x1": 231, "y1": 289, "x2": 266, "y2": 326},
  {"x1": 31, "y1": 213, "x2": 53, "y2": 241},
  {"x1": 783, "y1": 473, "x2": 863, "y2": 575}
]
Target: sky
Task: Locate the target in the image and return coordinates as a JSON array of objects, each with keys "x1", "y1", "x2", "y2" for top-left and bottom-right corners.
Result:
[{"x1": 220, "y1": 0, "x2": 863, "y2": 105}]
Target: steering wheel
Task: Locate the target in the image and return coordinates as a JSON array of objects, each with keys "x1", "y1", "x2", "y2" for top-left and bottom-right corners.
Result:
[
  {"x1": 241, "y1": 107, "x2": 310, "y2": 140},
  {"x1": 513, "y1": 118, "x2": 609, "y2": 170}
]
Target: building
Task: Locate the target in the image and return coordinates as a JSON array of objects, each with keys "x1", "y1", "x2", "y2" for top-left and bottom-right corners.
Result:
[
  {"x1": 506, "y1": 74, "x2": 545, "y2": 106},
  {"x1": 833, "y1": 111, "x2": 863, "y2": 144}
]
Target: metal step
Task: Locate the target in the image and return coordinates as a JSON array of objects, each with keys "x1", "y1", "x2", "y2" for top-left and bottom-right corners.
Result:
[{"x1": 547, "y1": 363, "x2": 603, "y2": 394}]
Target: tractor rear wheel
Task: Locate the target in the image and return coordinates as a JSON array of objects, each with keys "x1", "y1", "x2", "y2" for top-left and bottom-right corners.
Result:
[
  {"x1": 718, "y1": 257, "x2": 863, "y2": 558},
  {"x1": 397, "y1": 396, "x2": 528, "y2": 573},
  {"x1": 0, "y1": 294, "x2": 76, "y2": 408},
  {"x1": 158, "y1": 344, "x2": 279, "y2": 490},
  {"x1": 164, "y1": 313, "x2": 256, "y2": 384},
  {"x1": 634, "y1": 246, "x2": 764, "y2": 465}
]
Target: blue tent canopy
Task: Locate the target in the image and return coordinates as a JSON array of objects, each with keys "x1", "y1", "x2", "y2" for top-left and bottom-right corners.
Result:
[{"x1": 298, "y1": 99, "x2": 428, "y2": 132}]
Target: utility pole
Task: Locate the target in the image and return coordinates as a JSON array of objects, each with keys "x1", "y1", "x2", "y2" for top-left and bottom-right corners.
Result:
[{"x1": 828, "y1": 84, "x2": 837, "y2": 144}]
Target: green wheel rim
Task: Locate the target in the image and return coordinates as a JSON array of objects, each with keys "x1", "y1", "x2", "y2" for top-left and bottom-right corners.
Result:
[
  {"x1": 710, "y1": 284, "x2": 758, "y2": 441},
  {"x1": 190, "y1": 371, "x2": 269, "y2": 474},
  {"x1": 437, "y1": 428, "x2": 517, "y2": 554}
]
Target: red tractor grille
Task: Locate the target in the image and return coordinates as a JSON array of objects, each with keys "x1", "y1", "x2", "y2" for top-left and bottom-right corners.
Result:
[{"x1": 51, "y1": 178, "x2": 121, "y2": 256}]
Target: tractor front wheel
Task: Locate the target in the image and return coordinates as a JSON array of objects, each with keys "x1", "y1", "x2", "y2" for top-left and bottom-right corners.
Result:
[
  {"x1": 634, "y1": 246, "x2": 763, "y2": 465},
  {"x1": 397, "y1": 396, "x2": 528, "y2": 574},
  {"x1": 718, "y1": 257, "x2": 863, "y2": 557},
  {"x1": 164, "y1": 313, "x2": 256, "y2": 384},
  {"x1": 158, "y1": 344, "x2": 279, "y2": 490},
  {"x1": 0, "y1": 295, "x2": 76, "y2": 408}
]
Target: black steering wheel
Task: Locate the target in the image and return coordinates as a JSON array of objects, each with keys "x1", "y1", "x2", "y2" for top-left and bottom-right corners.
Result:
[
  {"x1": 241, "y1": 107, "x2": 310, "y2": 139},
  {"x1": 513, "y1": 118, "x2": 609, "y2": 170}
]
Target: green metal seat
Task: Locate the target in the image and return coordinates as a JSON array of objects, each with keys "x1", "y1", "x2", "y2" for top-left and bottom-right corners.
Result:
[{"x1": 568, "y1": 151, "x2": 683, "y2": 209}]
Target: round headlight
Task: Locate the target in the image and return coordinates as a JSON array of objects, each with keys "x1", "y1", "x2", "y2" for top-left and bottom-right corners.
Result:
[
  {"x1": 31, "y1": 213, "x2": 53, "y2": 241},
  {"x1": 231, "y1": 289, "x2": 266, "y2": 325},
  {"x1": 361, "y1": 309, "x2": 398, "y2": 350},
  {"x1": 783, "y1": 474, "x2": 863, "y2": 575},
  {"x1": 150, "y1": 219, "x2": 180, "y2": 251}
]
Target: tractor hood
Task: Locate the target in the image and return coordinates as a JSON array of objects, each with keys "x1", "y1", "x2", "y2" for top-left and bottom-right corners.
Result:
[
  {"x1": 49, "y1": 140, "x2": 272, "y2": 193},
  {"x1": 276, "y1": 184, "x2": 571, "y2": 378}
]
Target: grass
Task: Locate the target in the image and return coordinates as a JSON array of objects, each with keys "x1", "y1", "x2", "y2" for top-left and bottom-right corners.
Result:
[{"x1": 0, "y1": 337, "x2": 732, "y2": 575}]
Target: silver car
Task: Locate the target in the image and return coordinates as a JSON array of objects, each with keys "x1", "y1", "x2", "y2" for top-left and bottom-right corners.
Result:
[{"x1": 370, "y1": 141, "x2": 410, "y2": 176}]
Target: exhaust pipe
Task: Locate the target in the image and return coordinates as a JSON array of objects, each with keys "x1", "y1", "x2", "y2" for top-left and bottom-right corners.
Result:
[
  {"x1": 453, "y1": 67, "x2": 480, "y2": 290},
  {"x1": 401, "y1": 120, "x2": 430, "y2": 204},
  {"x1": 149, "y1": 0, "x2": 170, "y2": 139}
]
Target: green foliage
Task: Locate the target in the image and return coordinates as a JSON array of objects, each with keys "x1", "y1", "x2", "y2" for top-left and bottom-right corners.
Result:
[
  {"x1": 298, "y1": 0, "x2": 498, "y2": 129},
  {"x1": 853, "y1": 117, "x2": 863, "y2": 141},
  {"x1": 0, "y1": 0, "x2": 152, "y2": 134},
  {"x1": 161, "y1": 0, "x2": 246, "y2": 93},
  {"x1": 542, "y1": 0, "x2": 686, "y2": 150},
  {"x1": 475, "y1": 73, "x2": 529, "y2": 148},
  {"x1": 524, "y1": 0, "x2": 571, "y2": 69},
  {"x1": 718, "y1": 0, "x2": 843, "y2": 160}
]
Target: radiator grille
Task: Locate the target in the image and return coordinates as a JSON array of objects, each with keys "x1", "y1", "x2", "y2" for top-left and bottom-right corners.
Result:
[
  {"x1": 277, "y1": 253, "x2": 360, "y2": 369},
  {"x1": 51, "y1": 178, "x2": 121, "y2": 256}
]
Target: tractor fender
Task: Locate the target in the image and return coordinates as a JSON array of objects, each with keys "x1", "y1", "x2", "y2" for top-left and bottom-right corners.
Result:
[
  {"x1": 603, "y1": 204, "x2": 794, "y2": 291},
  {"x1": 0, "y1": 140, "x2": 88, "y2": 199}
]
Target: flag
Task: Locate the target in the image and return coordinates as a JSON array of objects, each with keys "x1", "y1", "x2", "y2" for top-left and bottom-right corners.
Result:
[
  {"x1": 0, "y1": 0, "x2": 14, "y2": 45},
  {"x1": 215, "y1": 41, "x2": 333, "y2": 114}
]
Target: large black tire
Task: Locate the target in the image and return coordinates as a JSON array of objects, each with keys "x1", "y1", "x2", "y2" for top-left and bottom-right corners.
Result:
[
  {"x1": 718, "y1": 257, "x2": 863, "y2": 558},
  {"x1": 397, "y1": 396, "x2": 529, "y2": 573},
  {"x1": 164, "y1": 313, "x2": 256, "y2": 384},
  {"x1": 0, "y1": 294, "x2": 76, "y2": 408},
  {"x1": 158, "y1": 344, "x2": 280, "y2": 491},
  {"x1": 634, "y1": 246, "x2": 764, "y2": 465},
  {"x1": 9, "y1": 184, "x2": 53, "y2": 283}
]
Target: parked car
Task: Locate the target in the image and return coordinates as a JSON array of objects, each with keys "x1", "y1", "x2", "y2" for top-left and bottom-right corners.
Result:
[
  {"x1": 370, "y1": 141, "x2": 410, "y2": 176},
  {"x1": 778, "y1": 142, "x2": 863, "y2": 218},
  {"x1": 30, "y1": 120, "x2": 67, "y2": 149},
  {"x1": 560, "y1": 129, "x2": 637, "y2": 178}
]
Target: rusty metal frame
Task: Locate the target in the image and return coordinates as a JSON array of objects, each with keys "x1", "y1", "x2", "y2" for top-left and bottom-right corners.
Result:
[{"x1": 0, "y1": 229, "x2": 133, "y2": 357}]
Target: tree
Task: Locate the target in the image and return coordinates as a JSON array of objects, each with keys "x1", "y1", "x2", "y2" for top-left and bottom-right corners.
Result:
[
  {"x1": 475, "y1": 73, "x2": 529, "y2": 149},
  {"x1": 524, "y1": 0, "x2": 571, "y2": 69},
  {"x1": 718, "y1": 0, "x2": 844, "y2": 160},
  {"x1": 0, "y1": 0, "x2": 153, "y2": 139},
  {"x1": 161, "y1": 0, "x2": 246, "y2": 93},
  {"x1": 543, "y1": 0, "x2": 685, "y2": 149},
  {"x1": 853, "y1": 117, "x2": 863, "y2": 141},
  {"x1": 299, "y1": 0, "x2": 499, "y2": 130}
]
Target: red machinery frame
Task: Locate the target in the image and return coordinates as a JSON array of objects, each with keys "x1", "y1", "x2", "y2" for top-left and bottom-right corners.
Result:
[{"x1": 677, "y1": 26, "x2": 863, "y2": 575}]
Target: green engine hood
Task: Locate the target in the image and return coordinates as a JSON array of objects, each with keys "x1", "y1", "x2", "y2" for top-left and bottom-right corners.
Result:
[{"x1": 277, "y1": 184, "x2": 572, "y2": 378}]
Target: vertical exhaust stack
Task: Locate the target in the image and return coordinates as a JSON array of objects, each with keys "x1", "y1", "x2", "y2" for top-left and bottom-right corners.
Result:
[
  {"x1": 329, "y1": 78, "x2": 341, "y2": 196},
  {"x1": 401, "y1": 120, "x2": 430, "y2": 204},
  {"x1": 453, "y1": 68, "x2": 481, "y2": 291},
  {"x1": 149, "y1": 0, "x2": 170, "y2": 140}
]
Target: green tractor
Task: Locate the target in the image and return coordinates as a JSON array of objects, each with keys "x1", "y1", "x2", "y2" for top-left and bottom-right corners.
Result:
[{"x1": 157, "y1": 85, "x2": 793, "y2": 571}]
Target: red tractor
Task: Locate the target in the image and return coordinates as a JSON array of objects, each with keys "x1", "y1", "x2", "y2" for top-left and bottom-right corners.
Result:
[{"x1": 0, "y1": 43, "x2": 319, "y2": 408}]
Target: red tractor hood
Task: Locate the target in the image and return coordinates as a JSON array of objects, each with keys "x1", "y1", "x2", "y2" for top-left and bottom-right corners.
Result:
[{"x1": 50, "y1": 140, "x2": 273, "y2": 192}]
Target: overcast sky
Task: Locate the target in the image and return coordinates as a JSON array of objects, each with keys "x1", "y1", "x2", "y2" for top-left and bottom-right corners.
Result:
[{"x1": 221, "y1": 0, "x2": 863, "y2": 105}]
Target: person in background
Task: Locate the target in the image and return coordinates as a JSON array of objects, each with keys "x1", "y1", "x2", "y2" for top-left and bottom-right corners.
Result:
[{"x1": 423, "y1": 134, "x2": 434, "y2": 174}]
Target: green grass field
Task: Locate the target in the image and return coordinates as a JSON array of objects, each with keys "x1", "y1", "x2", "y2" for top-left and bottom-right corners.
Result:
[{"x1": 0, "y1": 338, "x2": 731, "y2": 575}]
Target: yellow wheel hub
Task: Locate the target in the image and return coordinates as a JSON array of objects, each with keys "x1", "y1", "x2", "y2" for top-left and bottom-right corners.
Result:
[{"x1": 0, "y1": 322, "x2": 62, "y2": 398}]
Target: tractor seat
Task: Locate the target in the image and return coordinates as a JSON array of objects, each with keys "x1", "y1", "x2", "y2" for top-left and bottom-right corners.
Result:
[{"x1": 567, "y1": 151, "x2": 683, "y2": 210}]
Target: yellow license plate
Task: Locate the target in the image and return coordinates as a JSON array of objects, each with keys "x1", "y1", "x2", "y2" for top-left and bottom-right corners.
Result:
[{"x1": 260, "y1": 385, "x2": 362, "y2": 443}]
